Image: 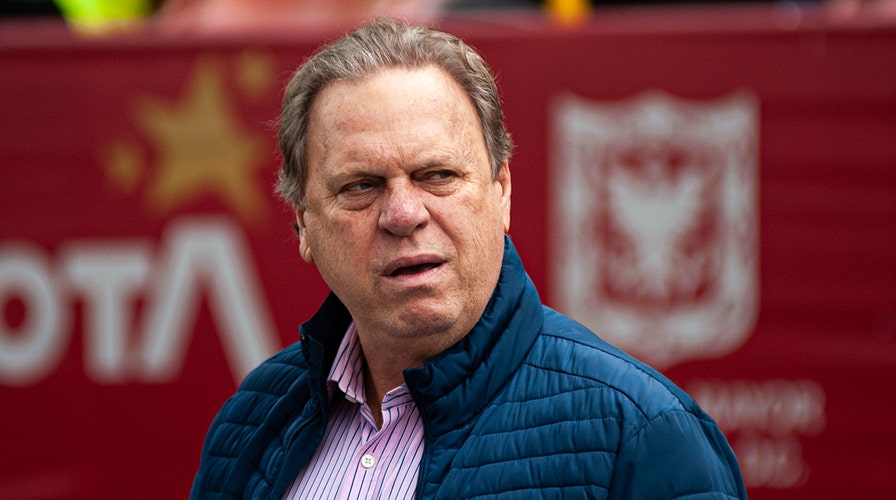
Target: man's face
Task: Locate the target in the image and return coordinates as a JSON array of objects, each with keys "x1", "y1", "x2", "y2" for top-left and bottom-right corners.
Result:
[{"x1": 296, "y1": 66, "x2": 511, "y2": 348}]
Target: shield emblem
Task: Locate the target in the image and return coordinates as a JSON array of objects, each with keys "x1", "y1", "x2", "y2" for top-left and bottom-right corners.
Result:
[{"x1": 550, "y1": 91, "x2": 759, "y2": 368}]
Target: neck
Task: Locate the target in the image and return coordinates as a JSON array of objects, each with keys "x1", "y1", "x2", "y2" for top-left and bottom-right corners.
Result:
[
  {"x1": 351, "y1": 298, "x2": 491, "y2": 428},
  {"x1": 355, "y1": 325, "x2": 468, "y2": 429},
  {"x1": 358, "y1": 336, "x2": 428, "y2": 429}
]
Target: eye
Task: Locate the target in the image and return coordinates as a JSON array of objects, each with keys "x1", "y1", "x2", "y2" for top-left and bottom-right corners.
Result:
[
  {"x1": 344, "y1": 179, "x2": 376, "y2": 192},
  {"x1": 417, "y1": 168, "x2": 461, "y2": 196},
  {"x1": 424, "y1": 170, "x2": 456, "y2": 182},
  {"x1": 335, "y1": 178, "x2": 381, "y2": 210},
  {"x1": 431, "y1": 170, "x2": 454, "y2": 180}
]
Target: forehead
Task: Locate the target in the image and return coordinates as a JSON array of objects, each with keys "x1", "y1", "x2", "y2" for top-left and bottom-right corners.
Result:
[
  {"x1": 307, "y1": 66, "x2": 482, "y2": 151},
  {"x1": 307, "y1": 66, "x2": 485, "y2": 169}
]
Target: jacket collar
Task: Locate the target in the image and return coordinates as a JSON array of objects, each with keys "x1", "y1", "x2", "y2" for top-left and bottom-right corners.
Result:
[
  {"x1": 300, "y1": 236, "x2": 544, "y2": 431},
  {"x1": 404, "y1": 237, "x2": 544, "y2": 433},
  {"x1": 300, "y1": 292, "x2": 352, "y2": 414}
]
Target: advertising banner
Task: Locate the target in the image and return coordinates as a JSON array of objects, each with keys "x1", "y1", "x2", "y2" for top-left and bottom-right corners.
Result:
[{"x1": 1, "y1": 7, "x2": 894, "y2": 498}]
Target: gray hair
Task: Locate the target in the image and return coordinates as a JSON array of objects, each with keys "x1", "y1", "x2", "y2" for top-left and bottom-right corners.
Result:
[{"x1": 276, "y1": 18, "x2": 513, "y2": 209}]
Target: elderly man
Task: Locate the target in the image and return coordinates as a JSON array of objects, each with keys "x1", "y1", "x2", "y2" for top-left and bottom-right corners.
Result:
[{"x1": 191, "y1": 18, "x2": 747, "y2": 499}]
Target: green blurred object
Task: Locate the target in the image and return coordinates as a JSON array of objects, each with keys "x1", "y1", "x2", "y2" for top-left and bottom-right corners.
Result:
[{"x1": 53, "y1": 0, "x2": 153, "y2": 32}]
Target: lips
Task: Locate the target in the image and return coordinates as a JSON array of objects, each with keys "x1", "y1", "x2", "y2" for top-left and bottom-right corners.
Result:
[{"x1": 382, "y1": 255, "x2": 445, "y2": 279}]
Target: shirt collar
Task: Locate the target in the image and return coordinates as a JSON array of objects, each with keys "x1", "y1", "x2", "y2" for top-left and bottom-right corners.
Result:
[
  {"x1": 327, "y1": 323, "x2": 366, "y2": 404},
  {"x1": 327, "y1": 322, "x2": 418, "y2": 411}
]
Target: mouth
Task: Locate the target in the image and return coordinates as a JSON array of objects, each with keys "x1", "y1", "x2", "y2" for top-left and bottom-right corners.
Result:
[
  {"x1": 391, "y1": 262, "x2": 440, "y2": 277},
  {"x1": 383, "y1": 255, "x2": 445, "y2": 280}
]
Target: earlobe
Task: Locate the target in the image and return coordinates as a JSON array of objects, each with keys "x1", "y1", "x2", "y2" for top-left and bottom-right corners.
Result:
[
  {"x1": 299, "y1": 237, "x2": 314, "y2": 264},
  {"x1": 295, "y1": 210, "x2": 314, "y2": 263},
  {"x1": 498, "y1": 162, "x2": 512, "y2": 232}
]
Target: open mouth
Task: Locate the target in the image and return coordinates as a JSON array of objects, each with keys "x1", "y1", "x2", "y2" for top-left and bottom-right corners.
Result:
[
  {"x1": 383, "y1": 255, "x2": 445, "y2": 279},
  {"x1": 390, "y1": 262, "x2": 441, "y2": 277}
]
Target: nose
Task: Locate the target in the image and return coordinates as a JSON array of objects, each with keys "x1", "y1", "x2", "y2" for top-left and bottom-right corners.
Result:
[{"x1": 378, "y1": 180, "x2": 429, "y2": 236}]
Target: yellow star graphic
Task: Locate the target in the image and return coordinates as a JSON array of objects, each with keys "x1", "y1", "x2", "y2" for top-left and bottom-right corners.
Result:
[
  {"x1": 236, "y1": 50, "x2": 277, "y2": 101},
  {"x1": 104, "y1": 140, "x2": 144, "y2": 194},
  {"x1": 134, "y1": 58, "x2": 269, "y2": 223}
]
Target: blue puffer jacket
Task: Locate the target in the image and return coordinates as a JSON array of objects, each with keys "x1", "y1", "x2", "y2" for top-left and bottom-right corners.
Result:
[{"x1": 191, "y1": 238, "x2": 747, "y2": 499}]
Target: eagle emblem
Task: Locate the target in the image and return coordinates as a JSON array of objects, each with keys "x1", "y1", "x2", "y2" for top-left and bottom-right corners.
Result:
[{"x1": 550, "y1": 91, "x2": 759, "y2": 368}]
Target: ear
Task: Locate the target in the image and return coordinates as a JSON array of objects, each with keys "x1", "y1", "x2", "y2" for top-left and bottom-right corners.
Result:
[
  {"x1": 497, "y1": 161, "x2": 512, "y2": 233},
  {"x1": 295, "y1": 207, "x2": 314, "y2": 263}
]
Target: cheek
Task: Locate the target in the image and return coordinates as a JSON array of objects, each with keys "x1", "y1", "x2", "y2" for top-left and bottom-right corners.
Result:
[
  {"x1": 307, "y1": 226, "x2": 365, "y2": 293},
  {"x1": 448, "y1": 195, "x2": 502, "y2": 242},
  {"x1": 453, "y1": 200, "x2": 505, "y2": 258},
  {"x1": 308, "y1": 214, "x2": 373, "y2": 264}
]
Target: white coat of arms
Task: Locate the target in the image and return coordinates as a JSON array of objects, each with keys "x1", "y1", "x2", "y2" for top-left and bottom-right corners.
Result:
[{"x1": 550, "y1": 91, "x2": 760, "y2": 368}]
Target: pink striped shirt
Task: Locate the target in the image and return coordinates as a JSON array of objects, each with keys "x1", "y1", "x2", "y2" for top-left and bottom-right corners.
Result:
[{"x1": 283, "y1": 324, "x2": 424, "y2": 499}]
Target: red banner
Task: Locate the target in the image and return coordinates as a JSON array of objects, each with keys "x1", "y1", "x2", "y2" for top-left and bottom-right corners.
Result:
[{"x1": 1, "y1": 6, "x2": 894, "y2": 499}]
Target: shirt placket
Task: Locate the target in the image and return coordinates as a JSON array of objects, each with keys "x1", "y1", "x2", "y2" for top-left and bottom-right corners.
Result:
[{"x1": 339, "y1": 386, "x2": 415, "y2": 499}]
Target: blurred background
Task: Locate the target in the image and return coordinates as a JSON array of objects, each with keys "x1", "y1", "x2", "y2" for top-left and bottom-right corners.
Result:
[{"x1": 1, "y1": 0, "x2": 894, "y2": 498}]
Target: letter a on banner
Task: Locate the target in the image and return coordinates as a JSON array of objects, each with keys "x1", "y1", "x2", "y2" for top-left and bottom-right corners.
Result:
[{"x1": 140, "y1": 217, "x2": 279, "y2": 384}]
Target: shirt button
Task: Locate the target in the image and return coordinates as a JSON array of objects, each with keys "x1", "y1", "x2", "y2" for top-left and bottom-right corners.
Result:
[{"x1": 360, "y1": 454, "x2": 376, "y2": 469}]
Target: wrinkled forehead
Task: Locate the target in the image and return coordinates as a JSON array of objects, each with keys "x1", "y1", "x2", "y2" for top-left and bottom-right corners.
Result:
[{"x1": 308, "y1": 66, "x2": 481, "y2": 142}]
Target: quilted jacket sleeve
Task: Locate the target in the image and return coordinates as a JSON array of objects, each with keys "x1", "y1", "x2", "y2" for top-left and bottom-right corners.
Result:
[
  {"x1": 189, "y1": 343, "x2": 313, "y2": 500},
  {"x1": 609, "y1": 408, "x2": 747, "y2": 499}
]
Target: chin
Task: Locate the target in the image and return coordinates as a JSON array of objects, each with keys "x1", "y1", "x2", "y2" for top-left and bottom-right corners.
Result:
[{"x1": 391, "y1": 304, "x2": 463, "y2": 339}]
